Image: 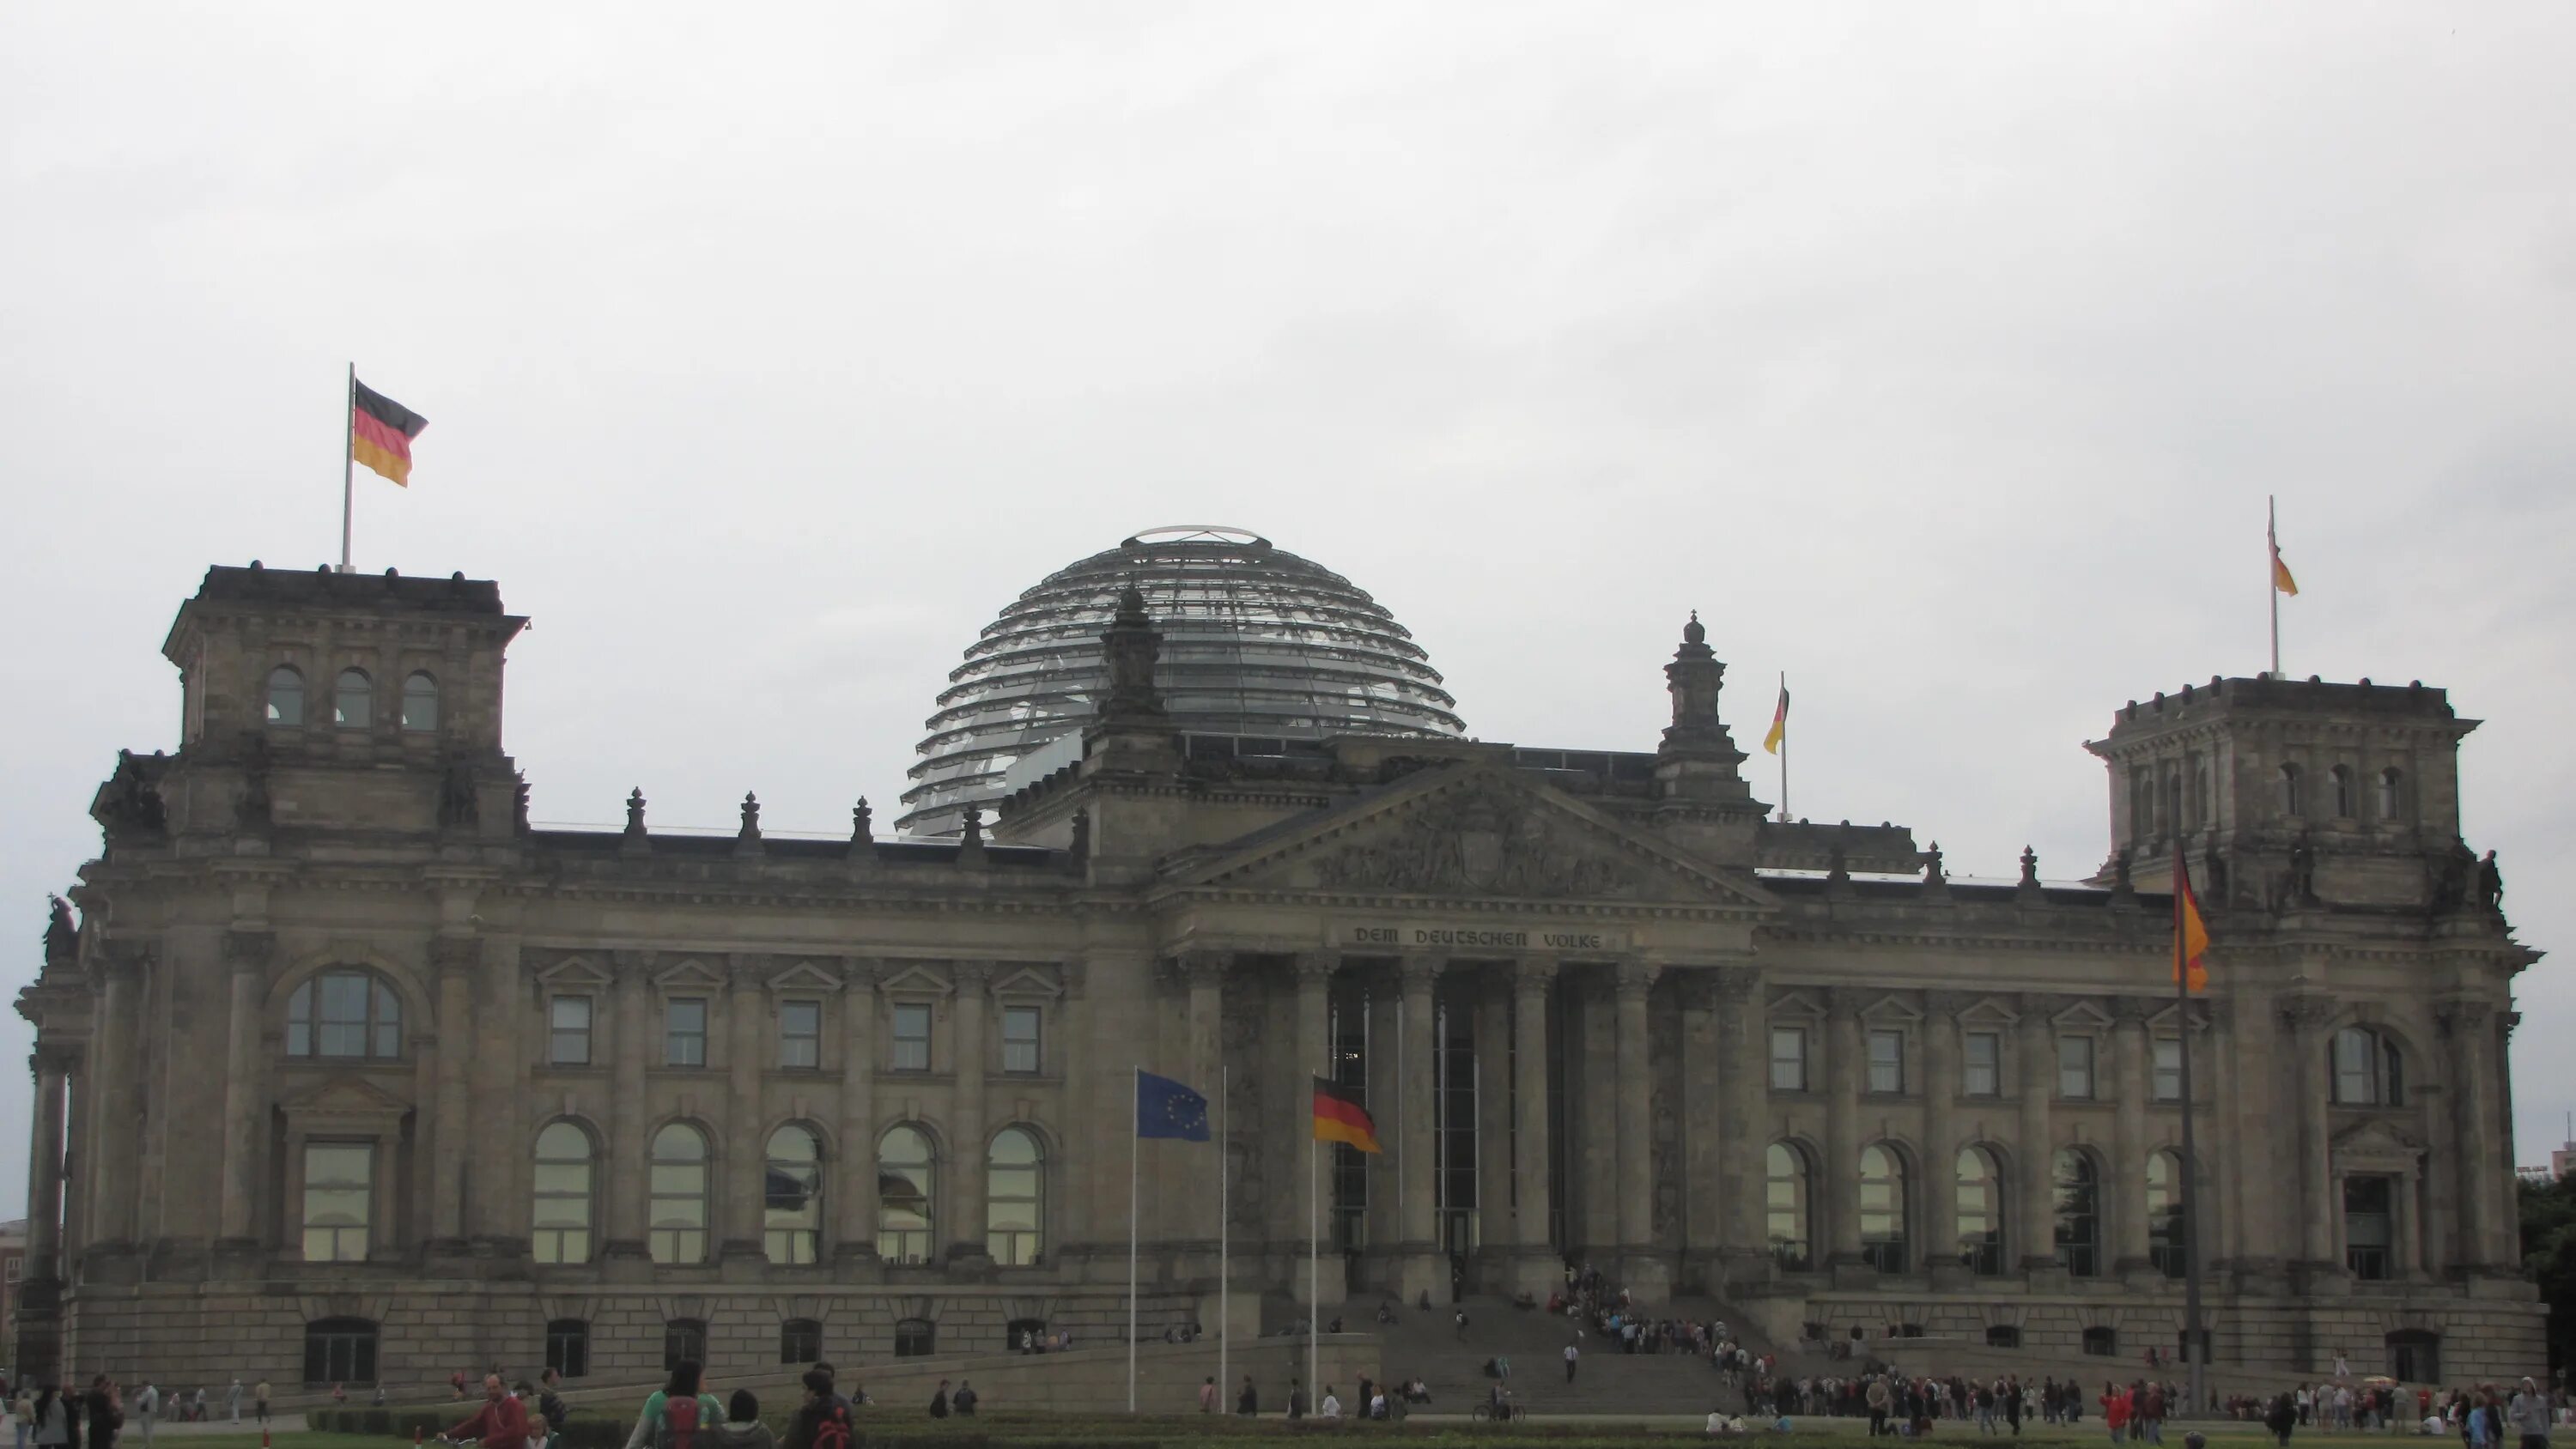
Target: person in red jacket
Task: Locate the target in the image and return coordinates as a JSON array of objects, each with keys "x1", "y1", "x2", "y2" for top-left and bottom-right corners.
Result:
[
  {"x1": 447, "y1": 1376, "x2": 529, "y2": 1449},
  {"x1": 2102, "y1": 1382, "x2": 2134, "y2": 1443}
]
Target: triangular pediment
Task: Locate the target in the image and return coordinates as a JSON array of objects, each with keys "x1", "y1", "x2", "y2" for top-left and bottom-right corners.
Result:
[
  {"x1": 534, "y1": 955, "x2": 614, "y2": 990},
  {"x1": 1163, "y1": 764, "x2": 1775, "y2": 912},
  {"x1": 990, "y1": 964, "x2": 1063, "y2": 1000},
  {"x1": 653, "y1": 956, "x2": 725, "y2": 991},
  {"x1": 281, "y1": 1075, "x2": 411, "y2": 1119},
  {"x1": 2332, "y1": 1118, "x2": 2427, "y2": 1163},
  {"x1": 765, "y1": 960, "x2": 845, "y2": 995}
]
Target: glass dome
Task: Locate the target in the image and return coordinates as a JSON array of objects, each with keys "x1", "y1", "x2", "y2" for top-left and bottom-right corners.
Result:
[{"x1": 898, "y1": 525, "x2": 1465, "y2": 835}]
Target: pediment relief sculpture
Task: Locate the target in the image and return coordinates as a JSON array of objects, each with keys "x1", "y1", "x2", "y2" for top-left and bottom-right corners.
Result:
[{"x1": 1304, "y1": 790, "x2": 1643, "y2": 899}]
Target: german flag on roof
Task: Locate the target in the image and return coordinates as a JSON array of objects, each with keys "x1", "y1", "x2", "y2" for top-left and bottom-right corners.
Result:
[
  {"x1": 350, "y1": 379, "x2": 428, "y2": 486},
  {"x1": 1312, "y1": 1076, "x2": 1380, "y2": 1154}
]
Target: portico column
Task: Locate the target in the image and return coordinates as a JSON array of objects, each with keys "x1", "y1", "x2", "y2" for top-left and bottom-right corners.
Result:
[
  {"x1": 600, "y1": 953, "x2": 650, "y2": 1267},
  {"x1": 216, "y1": 931, "x2": 270, "y2": 1249},
  {"x1": 2015, "y1": 997, "x2": 2057, "y2": 1274},
  {"x1": 1825, "y1": 990, "x2": 1864, "y2": 1271},
  {"x1": 468, "y1": 937, "x2": 526, "y2": 1246},
  {"x1": 2111, "y1": 1000, "x2": 2153, "y2": 1278},
  {"x1": 1291, "y1": 952, "x2": 1334, "y2": 1306},
  {"x1": 834, "y1": 961, "x2": 878, "y2": 1270},
  {"x1": 24, "y1": 1051, "x2": 70, "y2": 1280},
  {"x1": 1712, "y1": 967, "x2": 1767, "y2": 1286},
  {"x1": 88, "y1": 955, "x2": 139, "y2": 1254},
  {"x1": 1473, "y1": 973, "x2": 1513, "y2": 1289},
  {"x1": 429, "y1": 940, "x2": 478, "y2": 1251},
  {"x1": 1508, "y1": 957, "x2": 1557, "y2": 1297},
  {"x1": 1396, "y1": 956, "x2": 1442, "y2": 1298},
  {"x1": 1182, "y1": 953, "x2": 1227, "y2": 1254},
  {"x1": 1923, "y1": 993, "x2": 1965, "y2": 1288},
  {"x1": 2439, "y1": 999, "x2": 2497, "y2": 1271},
  {"x1": 949, "y1": 961, "x2": 991, "y2": 1263},
  {"x1": 721, "y1": 955, "x2": 769, "y2": 1260},
  {"x1": 2395, "y1": 1160, "x2": 2423, "y2": 1280},
  {"x1": 2281, "y1": 995, "x2": 2337, "y2": 1278},
  {"x1": 1613, "y1": 959, "x2": 1668, "y2": 1295},
  {"x1": 1680, "y1": 973, "x2": 1722, "y2": 1288}
]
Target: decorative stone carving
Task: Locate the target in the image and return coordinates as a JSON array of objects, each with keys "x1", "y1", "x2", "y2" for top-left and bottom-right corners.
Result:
[
  {"x1": 98, "y1": 751, "x2": 167, "y2": 837},
  {"x1": 1710, "y1": 964, "x2": 1761, "y2": 1004},
  {"x1": 438, "y1": 761, "x2": 478, "y2": 829},
  {"x1": 221, "y1": 929, "x2": 275, "y2": 971},
  {"x1": 2279, "y1": 995, "x2": 2336, "y2": 1033},
  {"x1": 851, "y1": 797, "x2": 873, "y2": 846},
  {"x1": 1613, "y1": 959, "x2": 1662, "y2": 1002},
  {"x1": 428, "y1": 937, "x2": 477, "y2": 977},
  {"x1": 1309, "y1": 789, "x2": 1639, "y2": 898},
  {"x1": 623, "y1": 788, "x2": 647, "y2": 838},
  {"x1": 1511, "y1": 957, "x2": 1559, "y2": 996}
]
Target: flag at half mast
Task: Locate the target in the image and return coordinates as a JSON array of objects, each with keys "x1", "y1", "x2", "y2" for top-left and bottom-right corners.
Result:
[
  {"x1": 2172, "y1": 843, "x2": 2211, "y2": 993},
  {"x1": 350, "y1": 379, "x2": 428, "y2": 486},
  {"x1": 1311, "y1": 1076, "x2": 1379, "y2": 1153}
]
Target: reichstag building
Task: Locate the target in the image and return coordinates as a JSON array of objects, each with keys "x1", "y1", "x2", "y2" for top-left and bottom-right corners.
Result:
[{"x1": 18, "y1": 525, "x2": 2543, "y2": 1390}]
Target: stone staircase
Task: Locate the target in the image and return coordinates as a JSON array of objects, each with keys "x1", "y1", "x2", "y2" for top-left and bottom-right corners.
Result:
[{"x1": 1361, "y1": 1294, "x2": 1796, "y2": 1418}]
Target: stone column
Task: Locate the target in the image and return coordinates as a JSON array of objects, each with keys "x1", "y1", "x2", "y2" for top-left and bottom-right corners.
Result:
[
  {"x1": 1825, "y1": 990, "x2": 1864, "y2": 1272},
  {"x1": 468, "y1": 937, "x2": 526, "y2": 1246},
  {"x1": 1509, "y1": 957, "x2": 1557, "y2": 1297},
  {"x1": 1363, "y1": 978, "x2": 1400, "y2": 1272},
  {"x1": 721, "y1": 955, "x2": 769, "y2": 1261},
  {"x1": 2111, "y1": 1000, "x2": 2153, "y2": 1278},
  {"x1": 2281, "y1": 995, "x2": 2339, "y2": 1281},
  {"x1": 1291, "y1": 952, "x2": 1334, "y2": 1305},
  {"x1": 1614, "y1": 960, "x2": 1668, "y2": 1296},
  {"x1": 1712, "y1": 967, "x2": 1767, "y2": 1288},
  {"x1": 2015, "y1": 997, "x2": 2057, "y2": 1274},
  {"x1": 2221, "y1": 983, "x2": 2285, "y2": 1288},
  {"x1": 1923, "y1": 994, "x2": 1965, "y2": 1288},
  {"x1": 1396, "y1": 956, "x2": 1443, "y2": 1300},
  {"x1": 2439, "y1": 999, "x2": 2496, "y2": 1271},
  {"x1": 594, "y1": 955, "x2": 649, "y2": 1270},
  {"x1": 1473, "y1": 973, "x2": 1513, "y2": 1291},
  {"x1": 429, "y1": 939, "x2": 477, "y2": 1252},
  {"x1": 1680, "y1": 973, "x2": 1722, "y2": 1289},
  {"x1": 1182, "y1": 953, "x2": 1227, "y2": 1254},
  {"x1": 835, "y1": 961, "x2": 878, "y2": 1271},
  {"x1": 88, "y1": 956, "x2": 139, "y2": 1255},
  {"x1": 25, "y1": 1050, "x2": 70, "y2": 1280},
  {"x1": 216, "y1": 931, "x2": 270, "y2": 1250},
  {"x1": 2395, "y1": 1159, "x2": 2423, "y2": 1280},
  {"x1": 948, "y1": 961, "x2": 991, "y2": 1263}
]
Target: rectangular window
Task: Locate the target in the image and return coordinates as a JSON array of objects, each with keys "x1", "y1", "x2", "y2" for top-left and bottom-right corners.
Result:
[
  {"x1": 665, "y1": 997, "x2": 707, "y2": 1067},
  {"x1": 1001, "y1": 1005, "x2": 1041, "y2": 1074},
  {"x1": 2057, "y1": 1035, "x2": 2097, "y2": 1100},
  {"x1": 891, "y1": 1003, "x2": 933, "y2": 1072},
  {"x1": 301, "y1": 1142, "x2": 373, "y2": 1262},
  {"x1": 545, "y1": 1321, "x2": 589, "y2": 1380},
  {"x1": 550, "y1": 995, "x2": 592, "y2": 1066},
  {"x1": 1867, "y1": 1029, "x2": 1905, "y2": 1094},
  {"x1": 1769, "y1": 1027, "x2": 1807, "y2": 1092},
  {"x1": 2154, "y1": 1038, "x2": 2183, "y2": 1102},
  {"x1": 2343, "y1": 1175, "x2": 2393, "y2": 1281},
  {"x1": 780, "y1": 1000, "x2": 821, "y2": 1070},
  {"x1": 1962, "y1": 1031, "x2": 2001, "y2": 1097}
]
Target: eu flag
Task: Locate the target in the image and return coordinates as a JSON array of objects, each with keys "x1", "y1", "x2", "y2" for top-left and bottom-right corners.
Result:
[{"x1": 1135, "y1": 1070, "x2": 1211, "y2": 1141}]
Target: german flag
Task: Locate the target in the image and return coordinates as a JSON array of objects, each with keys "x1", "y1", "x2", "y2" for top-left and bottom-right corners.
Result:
[
  {"x1": 2172, "y1": 840, "x2": 2210, "y2": 993},
  {"x1": 1311, "y1": 1076, "x2": 1380, "y2": 1154},
  {"x1": 350, "y1": 379, "x2": 428, "y2": 486}
]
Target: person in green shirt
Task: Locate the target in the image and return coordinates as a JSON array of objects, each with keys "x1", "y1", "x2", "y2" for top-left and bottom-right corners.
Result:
[{"x1": 623, "y1": 1362, "x2": 724, "y2": 1449}]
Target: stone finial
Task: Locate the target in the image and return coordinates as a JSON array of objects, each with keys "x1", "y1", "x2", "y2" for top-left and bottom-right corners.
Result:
[
  {"x1": 738, "y1": 791, "x2": 762, "y2": 840},
  {"x1": 1683, "y1": 609, "x2": 1706, "y2": 646},
  {"x1": 513, "y1": 770, "x2": 532, "y2": 834},
  {"x1": 624, "y1": 787, "x2": 647, "y2": 836},
  {"x1": 1923, "y1": 841, "x2": 1949, "y2": 898},
  {"x1": 959, "y1": 804, "x2": 985, "y2": 852},
  {"x1": 1099, "y1": 584, "x2": 1165, "y2": 719},
  {"x1": 1658, "y1": 609, "x2": 1740, "y2": 766},
  {"x1": 2019, "y1": 846, "x2": 2039, "y2": 887},
  {"x1": 851, "y1": 796, "x2": 873, "y2": 845}
]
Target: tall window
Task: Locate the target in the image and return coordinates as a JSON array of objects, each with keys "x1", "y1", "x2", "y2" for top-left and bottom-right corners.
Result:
[
  {"x1": 2153, "y1": 1038, "x2": 2183, "y2": 1101},
  {"x1": 2279, "y1": 763, "x2": 2303, "y2": 816},
  {"x1": 267, "y1": 665, "x2": 306, "y2": 725},
  {"x1": 333, "y1": 668, "x2": 373, "y2": 729},
  {"x1": 763, "y1": 1125, "x2": 823, "y2": 1264},
  {"x1": 2132, "y1": 767, "x2": 2155, "y2": 835},
  {"x1": 1001, "y1": 1006, "x2": 1041, "y2": 1074},
  {"x1": 987, "y1": 1126, "x2": 1044, "y2": 1265},
  {"x1": 1867, "y1": 1030, "x2": 1905, "y2": 1094},
  {"x1": 302, "y1": 1143, "x2": 373, "y2": 1262},
  {"x1": 544, "y1": 1319, "x2": 590, "y2": 1379},
  {"x1": 2053, "y1": 1149, "x2": 2101, "y2": 1277},
  {"x1": 662, "y1": 1319, "x2": 706, "y2": 1374},
  {"x1": 893, "y1": 1318, "x2": 936, "y2": 1357},
  {"x1": 400, "y1": 672, "x2": 439, "y2": 732},
  {"x1": 2331, "y1": 765, "x2": 2355, "y2": 816},
  {"x1": 2147, "y1": 1149, "x2": 2185, "y2": 1279},
  {"x1": 287, "y1": 970, "x2": 403, "y2": 1059},
  {"x1": 303, "y1": 1318, "x2": 378, "y2": 1385},
  {"x1": 2385, "y1": 1330, "x2": 2439, "y2": 1385},
  {"x1": 779, "y1": 1001, "x2": 821, "y2": 1070},
  {"x1": 780, "y1": 1319, "x2": 823, "y2": 1364},
  {"x1": 2332, "y1": 1027, "x2": 2403, "y2": 1105},
  {"x1": 2193, "y1": 759, "x2": 2211, "y2": 825},
  {"x1": 1769, "y1": 1028, "x2": 1808, "y2": 1091},
  {"x1": 1955, "y1": 1145, "x2": 2006, "y2": 1275},
  {"x1": 2376, "y1": 767, "x2": 2403, "y2": 821},
  {"x1": 665, "y1": 998, "x2": 708, "y2": 1066},
  {"x1": 1765, "y1": 1143, "x2": 1812, "y2": 1270},
  {"x1": 891, "y1": 1004, "x2": 933, "y2": 1072},
  {"x1": 2343, "y1": 1176, "x2": 2393, "y2": 1281},
  {"x1": 648, "y1": 1124, "x2": 710, "y2": 1264},
  {"x1": 878, "y1": 1125, "x2": 935, "y2": 1264},
  {"x1": 1858, "y1": 1144, "x2": 1908, "y2": 1273},
  {"x1": 2057, "y1": 1035, "x2": 2097, "y2": 1100},
  {"x1": 531, "y1": 1121, "x2": 595, "y2": 1264},
  {"x1": 1962, "y1": 1031, "x2": 2001, "y2": 1097},
  {"x1": 550, "y1": 996, "x2": 593, "y2": 1066}
]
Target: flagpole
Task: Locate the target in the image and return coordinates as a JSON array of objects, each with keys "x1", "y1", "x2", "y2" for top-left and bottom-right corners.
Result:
[
  {"x1": 2172, "y1": 793, "x2": 2207, "y2": 1419},
  {"x1": 1219, "y1": 1062, "x2": 1230, "y2": 1410},
  {"x1": 339, "y1": 362, "x2": 355, "y2": 573},
  {"x1": 1127, "y1": 1064, "x2": 1140, "y2": 1415},
  {"x1": 1778, "y1": 670, "x2": 1789, "y2": 822},
  {"x1": 2267, "y1": 495, "x2": 2281, "y2": 678}
]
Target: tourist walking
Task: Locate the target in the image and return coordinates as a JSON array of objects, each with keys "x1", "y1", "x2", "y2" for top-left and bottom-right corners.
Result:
[
  {"x1": 1236, "y1": 1375, "x2": 1258, "y2": 1416},
  {"x1": 927, "y1": 1380, "x2": 950, "y2": 1419},
  {"x1": 1565, "y1": 1339, "x2": 1581, "y2": 1383},
  {"x1": 445, "y1": 1375, "x2": 528, "y2": 1449},
  {"x1": 1198, "y1": 1378, "x2": 1216, "y2": 1413},
  {"x1": 225, "y1": 1380, "x2": 241, "y2": 1426},
  {"x1": 951, "y1": 1381, "x2": 976, "y2": 1416},
  {"x1": 29, "y1": 1385, "x2": 76, "y2": 1449},
  {"x1": 14, "y1": 1385, "x2": 33, "y2": 1449},
  {"x1": 86, "y1": 1377, "x2": 122, "y2": 1449},
  {"x1": 780, "y1": 1373, "x2": 850, "y2": 1449},
  {"x1": 2507, "y1": 1379, "x2": 2552, "y2": 1449},
  {"x1": 624, "y1": 1361, "x2": 723, "y2": 1449},
  {"x1": 250, "y1": 1381, "x2": 270, "y2": 1430},
  {"x1": 131, "y1": 1383, "x2": 156, "y2": 1449}
]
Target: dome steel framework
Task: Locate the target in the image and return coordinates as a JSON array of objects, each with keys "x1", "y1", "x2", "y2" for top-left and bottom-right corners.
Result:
[{"x1": 898, "y1": 525, "x2": 1465, "y2": 836}]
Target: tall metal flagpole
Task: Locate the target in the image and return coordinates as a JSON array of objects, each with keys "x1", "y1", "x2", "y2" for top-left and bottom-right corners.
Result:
[
  {"x1": 1219, "y1": 1063, "x2": 1230, "y2": 1410},
  {"x1": 1127, "y1": 1065, "x2": 1140, "y2": 1415},
  {"x1": 2268, "y1": 495, "x2": 2281, "y2": 679},
  {"x1": 2172, "y1": 797, "x2": 2208, "y2": 1417},
  {"x1": 1778, "y1": 671, "x2": 1789, "y2": 822},
  {"x1": 339, "y1": 362, "x2": 355, "y2": 573},
  {"x1": 1308, "y1": 1112, "x2": 1319, "y2": 1416}
]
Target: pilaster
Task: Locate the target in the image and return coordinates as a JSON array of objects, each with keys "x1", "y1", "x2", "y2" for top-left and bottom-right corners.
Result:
[
  {"x1": 1613, "y1": 959, "x2": 1668, "y2": 1297},
  {"x1": 1824, "y1": 988, "x2": 1866, "y2": 1283},
  {"x1": 598, "y1": 949, "x2": 652, "y2": 1276},
  {"x1": 1922, "y1": 991, "x2": 1965, "y2": 1290},
  {"x1": 1507, "y1": 957, "x2": 1558, "y2": 1299},
  {"x1": 1393, "y1": 955, "x2": 1443, "y2": 1301},
  {"x1": 946, "y1": 960, "x2": 993, "y2": 1266},
  {"x1": 833, "y1": 958, "x2": 880, "y2": 1278},
  {"x1": 2111, "y1": 997, "x2": 2154, "y2": 1281}
]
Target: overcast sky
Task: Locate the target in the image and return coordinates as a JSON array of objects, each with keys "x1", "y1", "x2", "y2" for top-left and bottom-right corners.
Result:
[{"x1": 3, "y1": 3, "x2": 2572, "y2": 1221}]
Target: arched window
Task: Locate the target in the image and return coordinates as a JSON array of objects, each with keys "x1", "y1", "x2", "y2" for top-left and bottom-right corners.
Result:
[
  {"x1": 2331, "y1": 765, "x2": 2355, "y2": 817},
  {"x1": 1955, "y1": 1145, "x2": 2007, "y2": 1276},
  {"x1": 2146, "y1": 1149, "x2": 2185, "y2": 1279},
  {"x1": 2279, "y1": 763, "x2": 2303, "y2": 816},
  {"x1": 1765, "y1": 1143, "x2": 1813, "y2": 1271},
  {"x1": 648, "y1": 1124, "x2": 710, "y2": 1264},
  {"x1": 400, "y1": 671, "x2": 439, "y2": 732},
  {"x1": 878, "y1": 1125, "x2": 936, "y2": 1264},
  {"x1": 333, "y1": 668, "x2": 373, "y2": 729},
  {"x1": 987, "y1": 1127, "x2": 1044, "y2": 1265},
  {"x1": 763, "y1": 1125, "x2": 823, "y2": 1264},
  {"x1": 303, "y1": 1317, "x2": 379, "y2": 1385},
  {"x1": 2377, "y1": 767, "x2": 2403, "y2": 821},
  {"x1": 893, "y1": 1318, "x2": 936, "y2": 1357},
  {"x1": 286, "y1": 970, "x2": 404, "y2": 1058},
  {"x1": 2331, "y1": 1027, "x2": 2403, "y2": 1105},
  {"x1": 267, "y1": 666, "x2": 306, "y2": 725},
  {"x1": 1858, "y1": 1144, "x2": 1908, "y2": 1273},
  {"x1": 2053, "y1": 1149, "x2": 2101, "y2": 1277},
  {"x1": 531, "y1": 1122, "x2": 595, "y2": 1264},
  {"x1": 661, "y1": 1319, "x2": 706, "y2": 1374}
]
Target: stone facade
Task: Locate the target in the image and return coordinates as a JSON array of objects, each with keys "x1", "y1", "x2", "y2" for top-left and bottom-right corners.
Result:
[{"x1": 15, "y1": 565, "x2": 2545, "y2": 1393}]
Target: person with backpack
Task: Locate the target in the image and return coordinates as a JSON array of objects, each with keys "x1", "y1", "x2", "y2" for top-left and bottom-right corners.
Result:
[
  {"x1": 711, "y1": 1391, "x2": 772, "y2": 1449},
  {"x1": 927, "y1": 1382, "x2": 950, "y2": 1419},
  {"x1": 446, "y1": 1376, "x2": 528, "y2": 1449},
  {"x1": 950, "y1": 1382, "x2": 976, "y2": 1417},
  {"x1": 780, "y1": 1373, "x2": 848, "y2": 1449},
  {"x1": 623, "y1": 1363, "x2": 721, "y2": 1449},
  {"x1": 29, "y1": 1385, "x2": 76, "y2": 1449},
  {"x1": 534, "y1": 1371, "x2": 569, "y2": 1446}
]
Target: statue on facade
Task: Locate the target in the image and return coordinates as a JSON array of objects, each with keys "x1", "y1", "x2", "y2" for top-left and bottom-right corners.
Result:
[
  {"x1": 1068, "y1": 808, "x2": 1091, "y2": 864},
  {"x1": 43, "y1": 894, "x2": 76, "y2": 961},
  {"x1": 513, "y1": 771, "x2": 532, "y2": 834},
  {"x1": 1100, "y1": 585, "x2": 1164, "y2": 718},
  {"x1": 1923, "y1": 841, "x2": 1946, "y2": 886},
  {"x1": 438, "y1": 761, "x2": 478, "y2": 829},
  {"x1": 2476, "y1": 849, "x2": 2504, "y2": 912},
  {"x1": 2287, "y1": 833, "x2": 2318, "y2": 906},
  {"x1": 2202, "y1": 834, "x2": 2227, "y2": 905},
  {"x1": 2112, "y1": 845, "x2": 2134, "y2": 895}
]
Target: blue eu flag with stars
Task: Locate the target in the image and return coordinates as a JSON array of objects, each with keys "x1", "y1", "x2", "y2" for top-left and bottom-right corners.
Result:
[{"x1": 1135, "y1": 1069, "x2": 1210, "y2": 1141}]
